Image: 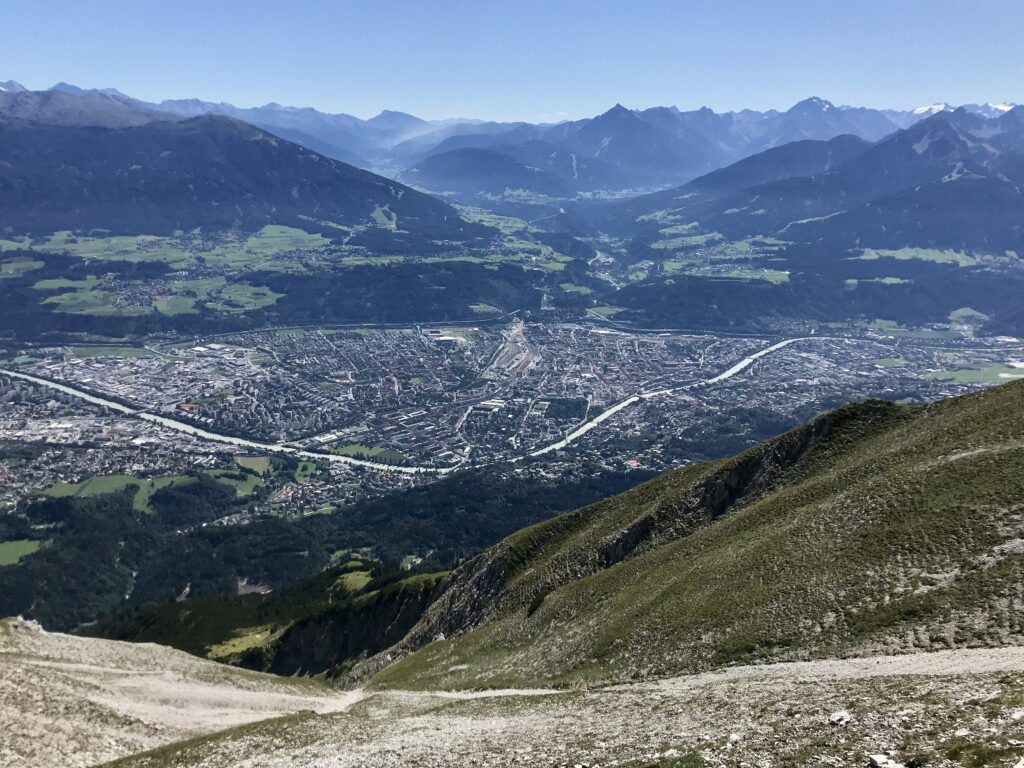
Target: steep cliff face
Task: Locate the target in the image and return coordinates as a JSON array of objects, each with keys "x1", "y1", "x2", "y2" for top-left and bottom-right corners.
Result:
[
  {"x1": 252, "y1": 574, "x2": 446, "y2": 676},
  {"x1": 351, "y1": 381, "x2": 1024, "y2": 689},
  {"x1": 88, "y1": 562, "x2": 448, "y2": 680}
]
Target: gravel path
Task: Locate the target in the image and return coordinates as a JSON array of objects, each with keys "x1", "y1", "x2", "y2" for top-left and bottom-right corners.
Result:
[{"x1": 6, "y1": 616, "x2": 1024, "y2": 768}]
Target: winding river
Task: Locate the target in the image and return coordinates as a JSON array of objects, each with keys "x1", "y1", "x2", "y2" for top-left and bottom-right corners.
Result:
[{"x1": 3, "y1": 337, "x2": 812, "y2": 473}]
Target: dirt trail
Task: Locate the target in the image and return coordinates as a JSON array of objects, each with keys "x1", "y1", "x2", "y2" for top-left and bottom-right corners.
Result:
[
  {"x1": 7, "y1": 616, "x2": 1024, "y2": 768},
  {"x1": 0, "y1": 618, "x2": 359, "y2": 768},
  {"x1": 641, "y1": 645, "x2": 1024, "y2": 691}
]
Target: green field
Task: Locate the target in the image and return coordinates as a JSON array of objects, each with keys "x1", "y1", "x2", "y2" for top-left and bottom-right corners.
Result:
[
  {"x1": 29, "y1": 227, "x2": 335, "y2": 270},
  {"x1": 206, "y1": 625, "x2": 275, "y2": 660},
  {"x1": 0, "y1": 257, "x2": 44, "y2": 278},
  {"x1": 0, "y1": 237, "x2": 31, "y2": 252},
  {"x1": 35, "y1": 232, "x2": 194, "y2": 266},
  {"x1": 339, "y1": 569, "x2": 373, "y2": 592},
  {"x1": 44, "y1": 474, "x2": 197, "y2": 513},
  {"x1": 443, "y1": 211, "x2": 579, "y2": 271},
  {"x1": 371, "y1": 205, "x2": 399, "y2": 231},
  {"x1": 830, "y1": 319, "x2": 967, "y2": 341},
  {"x1": 34, "y1": 276, "x2": 101, "y2": 290},
  {"x1": 871, "y1": 358, "x2": 914, "y2": 368},
  {"x1": 339, "y1": 255, "x2": 405, "y2": 267},
  {"x1": 469, "y1": 302, "x2": 500, "y2": 313},
  {"x1": 457, "y1": 208, "x2": 537, "y2": 235},
  {"x1": 651, "y1": 232, "x2": 723, "y2": 250},
  {"x1": 34, "y1": 269, "x2": 283, "y2": 317},
  {"x1": 948, "y1": 307, "x2": 991, "y2": 327},
  {"x1": 43, "y1": 288, "x2": 144, "y2": 316},
  {"x1": 657, "y1": 222, "x2": 700, "y2": 236},
  {"x1": 153, "y1": 295, "x2": 201, "y2": 315},
  {"x1": 587, "y1": 306, "x2": 623, "y2": 318},
  {"x1": 295, "y1": 461, "x2": 319, "y2": 481},
  {"x1": 923, "y1": 363, "x2": 1024, "y2": 385},
  {"x1": 662, "y1": 261, "x2": 789, "y2": 283},
  {"x1": 559, "y1": 283, "x2": 593, "y2": 294},
  {"x1": 634, "y1": 205, "x2": 694, "y2": 225},
  {"x1": 855, "y1": 247, "x2": 979, "y2": 267},
  {"x1": 235, "y1": 456, "x2": 271, "y2": 474},
  {"x1": 34, "y1": 276, "x2": 146, "y2": 316},
  {"x1": 206, "y1": 284, "x2": 284, "y2": 313},
  {"x1": 208, "y1": 469, "x2": 265, "y2": 497},
  {"x1": 0, "y1": 539, "x2": 41, "y2": 567},
  {"x1": 330, "y1": 444, "x2": 408, "y2": 464},
  {"x1": 845, "y1": 277, "x2": 911, "y2": 286},
  {"x1": 723, "y1": 268, "x2": 789, "y2": 284},
  {"x1": 244, "y1": 225, "x2": 331, "y2": 255}
]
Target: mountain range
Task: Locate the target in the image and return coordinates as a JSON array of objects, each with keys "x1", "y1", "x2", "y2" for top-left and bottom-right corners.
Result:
[
  {"x1": 0, "y1": 112, "x2": 488, "y2": 245},
  {"x1": 594, "y1": 105, "x2": 1024, "y2": 332},
  {"x1": 605, "y1": 105, "x2": 1024, "y2": 252},
  {"x1": 2, "y1": 79, "x2": 1018, "y2": 194},
  {"x1": 3, "y1": 82, "x2": 1024, "y2": 337}
]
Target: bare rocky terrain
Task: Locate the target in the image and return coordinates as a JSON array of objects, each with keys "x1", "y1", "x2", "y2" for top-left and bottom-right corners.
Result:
[
  {"x1": 0, "y1": 617, "x2": 359, "y2": 768},
  {"x1": 5, "y1": 614, "x2": 1024, "y2": 767},
  {"x1": 109, "y1": 646, "x2": 1024, "y2": 768}
]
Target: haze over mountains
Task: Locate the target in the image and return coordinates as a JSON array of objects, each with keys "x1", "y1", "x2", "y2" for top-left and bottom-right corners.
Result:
[
  {"x1": 606, "y1": 105, "x2": 1024, "y2": 252},
  {"x1": 1, "y1": 79, "x2": 1018, "y2": 194},
  {"x1": 3, "y1": 79, "x2": 1024, "y2": 338},
  {"x1": 0, "y1": 113, "x2": 486, "y2": 243}
]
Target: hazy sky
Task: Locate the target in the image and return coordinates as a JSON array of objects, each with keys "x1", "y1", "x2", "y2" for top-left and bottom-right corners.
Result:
[{"x1": 4, "y1": 0, "x2": 1022, "y2": 121}]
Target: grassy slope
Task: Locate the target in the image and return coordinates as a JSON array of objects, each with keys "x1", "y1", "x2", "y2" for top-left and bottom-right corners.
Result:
[{"x1": 370, "y1": 380, "x2": 1024, "y2": 689}]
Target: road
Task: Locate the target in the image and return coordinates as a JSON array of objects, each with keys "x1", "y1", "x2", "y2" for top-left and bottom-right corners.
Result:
[{"x1": 3, "y1": 337, "x2": 816, "y2": 473}]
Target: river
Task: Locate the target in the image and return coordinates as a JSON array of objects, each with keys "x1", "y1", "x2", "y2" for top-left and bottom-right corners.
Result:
[{"x1": 3, "y1": 337, "x2": 813, "y2": 472}]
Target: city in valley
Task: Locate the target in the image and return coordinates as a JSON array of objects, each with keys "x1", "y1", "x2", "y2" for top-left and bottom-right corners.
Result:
[{"x1": 3, "y1": 318, "x2": 1022, "y2": 521}]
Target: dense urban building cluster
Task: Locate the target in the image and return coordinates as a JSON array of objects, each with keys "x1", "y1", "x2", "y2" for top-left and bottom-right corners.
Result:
[{"x1": 4, "y1": 320, "x2": 1023, "y2": 527}]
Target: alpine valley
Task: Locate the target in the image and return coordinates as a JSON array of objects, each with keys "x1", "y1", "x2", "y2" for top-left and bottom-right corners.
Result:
[{"x1": 3, "y1": 75, "x2": 1024, "y2": 768}]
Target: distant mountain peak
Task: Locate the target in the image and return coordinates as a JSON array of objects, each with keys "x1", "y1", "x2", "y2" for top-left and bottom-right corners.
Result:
[
  {"x1": 372, "y1": 109, "x2": 419, "y2": 120},
  {"x1": 50, "y1": 81, "x2": 87, "y2": 95},
  {"x1": 603, "y1": 103, "x2": 631, "y2": 115},
  {"x1": 0, "y1": 80, "x2": 27, "y2": 93},
  {"x1": 368, "y1": 109, "x2": 423, "y2": 122},
  {"x1": 366, "y1": 109, "x2": 427, "y2": 134},
  {"x1": 789, "y1": 97, "x2": 836, "y2": 113},
  {"x1": 49, "y1": 82, "x2": 131, "y2": 99},
  {"x1": 913, "y1": 102, "x2": 952, "y2": 115}
]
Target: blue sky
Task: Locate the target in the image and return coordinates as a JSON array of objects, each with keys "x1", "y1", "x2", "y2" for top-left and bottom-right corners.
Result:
[{"x1": 3, "y1": 0, "x2": 1022, "y2": 121}]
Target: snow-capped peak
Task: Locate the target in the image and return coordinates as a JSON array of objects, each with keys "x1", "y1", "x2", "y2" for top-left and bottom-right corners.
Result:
[{"x1": 913, "y1": 103, "x2": 952, "y2": 115}]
